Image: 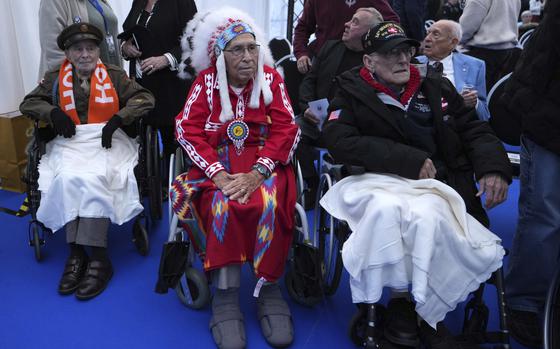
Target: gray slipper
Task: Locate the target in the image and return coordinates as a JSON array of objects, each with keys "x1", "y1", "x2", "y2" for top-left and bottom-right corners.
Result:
[
  {"x1": 209, "y1": 288, "x2": 246, "y2": 349},
  {"x1": 257, "y1": 284, "x2": 294, "y2": 348}
]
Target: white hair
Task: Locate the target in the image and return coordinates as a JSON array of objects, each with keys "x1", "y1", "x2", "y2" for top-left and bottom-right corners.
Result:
[{"x1": 178, "y1": 10, "x2": 211, "y2": 80}]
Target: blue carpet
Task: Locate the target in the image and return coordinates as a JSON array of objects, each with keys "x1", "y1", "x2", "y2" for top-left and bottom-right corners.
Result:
[{"x1": 0, "y1": 179, "x2": 532, "y2": 349}]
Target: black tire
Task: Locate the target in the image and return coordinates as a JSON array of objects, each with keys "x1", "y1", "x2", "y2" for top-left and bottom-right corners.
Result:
[
  {"x1": 146, "y1": 125, "x2": 163, "y2": 221},
  {"x1": 132, "y1": 217, "x2": 149, "y2": 256},
  {"x1": 31, "y1": 224, "x2": 42, "y2": 262},
  {"x1": 175, "y1": 267, "x2": 210, "y2": 309},
  {"x1": 318, "y1": 213, "x2": 344, "y2": 296},
  {"x1": 544, "y1": 268, "x2": 560, "y2": 349},
  {"x1": 316, "y1": 174, "x2": 344, "y2": 296}
]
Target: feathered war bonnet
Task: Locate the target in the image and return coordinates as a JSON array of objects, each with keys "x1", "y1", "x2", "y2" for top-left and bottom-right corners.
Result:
[{"x1": 179, "y1": 7, "x2": 274, "y2": 123}]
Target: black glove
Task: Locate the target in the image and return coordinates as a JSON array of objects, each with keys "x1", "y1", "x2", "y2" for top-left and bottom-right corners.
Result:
[
  {"x1": 101, "y1": 115, "x2": 123, "y2": 149},
  {"x1": 50, "y1": 108, "x2": 76, "y2": 138}
]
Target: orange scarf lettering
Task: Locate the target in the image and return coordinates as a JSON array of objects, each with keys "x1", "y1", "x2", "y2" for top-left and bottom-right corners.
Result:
[{"x1": 58, "y1": 59, "x2": 119, "y2": 125}]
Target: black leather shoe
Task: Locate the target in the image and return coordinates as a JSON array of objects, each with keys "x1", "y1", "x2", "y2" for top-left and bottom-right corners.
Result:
[
  {"x1": 58, "y1": 254, "x2": 89, "y2": 295},
  {"x1": 384, "y1": 298, "x2": 419, "y2": 347},
  {"x1": 75, "y1": 259, "x2": 113, "y2": 301}
]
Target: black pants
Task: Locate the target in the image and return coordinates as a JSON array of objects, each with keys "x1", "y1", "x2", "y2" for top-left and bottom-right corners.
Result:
[
  {"x1": 466, "y1": 47, "x2": 521, "y2": 92},
  {"x1": 296, "y1": 134, "x2": 327, "y2": 191}
]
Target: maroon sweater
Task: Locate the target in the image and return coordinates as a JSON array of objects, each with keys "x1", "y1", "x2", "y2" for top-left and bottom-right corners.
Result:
[{"x1": 293, "y1": 0, "x2": 400, "y2": 59}]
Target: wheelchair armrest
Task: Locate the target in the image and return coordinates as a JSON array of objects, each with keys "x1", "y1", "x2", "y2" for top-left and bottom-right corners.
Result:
[
  {"x1": 341, "y1": 165, "x2": 366, "y2": 177},
  {"x1": 328, "y1": 164, "x2": 366, "y2": 181}
]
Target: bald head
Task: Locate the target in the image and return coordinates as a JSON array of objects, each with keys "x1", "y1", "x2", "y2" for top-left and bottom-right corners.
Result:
[{"x1": 422, "y1": 20, "x2": 461, "y2": 61}]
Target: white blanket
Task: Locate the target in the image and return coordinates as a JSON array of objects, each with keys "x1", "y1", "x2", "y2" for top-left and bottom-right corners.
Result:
[
  {"x1": 319, "y1": 173, "x2": 504, "y2": 328},
  {"x1": 37, "y1": 123, "x2": 143, "y2": 232}
]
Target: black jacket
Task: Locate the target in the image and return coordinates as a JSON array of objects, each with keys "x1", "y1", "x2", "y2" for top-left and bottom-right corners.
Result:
[
  {"x1": 323, "y1": 67, "x2": 512, "y2": 226},
  {"x1": 501, "y1": 1, "x2": 560, "y2": 156},
  {"x1": 298, "y1": 40, "x2": 355, "y2": 113},
  {"x1": 122, "y1": 0, "x2": 197, "y2": 127}
]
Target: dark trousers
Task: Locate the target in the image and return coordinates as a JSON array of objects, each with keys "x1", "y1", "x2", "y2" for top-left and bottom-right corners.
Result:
[
  {"x1": 392, "y1": 0, "x2": 427, "y2": 41},
  {"x1": 466, "y1": 47, "x2": 521, "y2": 92},
  {"x1": 296, "y1": 133, "x2": 329, "y2": 196}
]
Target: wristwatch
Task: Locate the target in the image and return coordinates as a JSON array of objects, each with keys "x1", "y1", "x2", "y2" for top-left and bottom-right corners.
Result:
[{"x1": 252, "y1": 163, "x2": 271, "y2": 179}]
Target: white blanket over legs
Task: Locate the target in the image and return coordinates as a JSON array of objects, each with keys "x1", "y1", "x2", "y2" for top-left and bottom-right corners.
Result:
[
  {"x1": 319, "y1": 173, "x2": 505, "y2": 328},
  {"x1": 37, "y1": 124, "x2": 144, "y2": 232}
]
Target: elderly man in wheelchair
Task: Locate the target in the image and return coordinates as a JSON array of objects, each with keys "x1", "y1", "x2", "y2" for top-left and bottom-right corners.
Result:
[
  {"x1": 19, "y1": 22, "x2": 155, "y2": 300},
  {"x1": 171, "y1": 8, "x2": 300, "y2": 349},
  {"x1": 319, "y1": 22, "x2": 512, "y2": 348}
]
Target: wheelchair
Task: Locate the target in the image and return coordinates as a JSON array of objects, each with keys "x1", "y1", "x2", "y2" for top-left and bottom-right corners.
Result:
[
  {"x1": 165, "y1": 147, "x2": 309, "y2": 310},
  {"x1": 23, "y1": 118, "x2": 162, "y2": 261},
  {"x1": 288, "y1": 152, "x2": 512, "y2": 348}
]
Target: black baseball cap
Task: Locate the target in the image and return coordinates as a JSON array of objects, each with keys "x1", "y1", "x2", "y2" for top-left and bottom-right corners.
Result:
[
  {"x1": 57, "y1": 22, "x2": 104, "y2": 50},
  {"x1": 362, "y1": 22, "x2": 420, "y2": 54}
]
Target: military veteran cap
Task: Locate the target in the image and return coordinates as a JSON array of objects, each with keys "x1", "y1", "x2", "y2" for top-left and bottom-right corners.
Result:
[
  {"x1": 362, "y1": 22, "x2": 420, "y2": 55},
  {"x1": 57, "y1": 22, "x2": 104, "y2": 50}
]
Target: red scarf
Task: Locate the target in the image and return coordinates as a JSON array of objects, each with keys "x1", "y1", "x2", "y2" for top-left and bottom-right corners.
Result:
[
  {"x1": 58, "y1": 59, "x2": 119, "y2": 125},
  {"x1": 360, "y1": 65, "x2": 421, "y2": 108}
]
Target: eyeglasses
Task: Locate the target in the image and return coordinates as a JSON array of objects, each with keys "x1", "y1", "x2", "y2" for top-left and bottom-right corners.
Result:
[
  {"x1": 223, "y1": 43, "x2": 260, "y2": 57},
  {"x1": 383, "y1": 46, "x2": 417, "y2": 60}
]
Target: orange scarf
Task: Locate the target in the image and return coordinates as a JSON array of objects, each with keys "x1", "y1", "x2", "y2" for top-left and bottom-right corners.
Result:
[{"x1": 58, "y1": 59, "x2": 119, "y2": 125}]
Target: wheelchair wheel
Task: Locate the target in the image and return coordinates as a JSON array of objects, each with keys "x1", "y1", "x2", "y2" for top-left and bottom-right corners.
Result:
[
  {"x1": 146, "y1": 125, "x2": 163, "y2": 221},
  {"x1": 315, "y1": 173, "x2": 344, "y2": 296},
  {"x1": 132, "y1": 217, "x2": 149, "y2": 256},
  {"x1": 544, "y1": 268, "x2": 560, "y2": 349},
  {"x1": 175, "y1": 266, "x2": 210, "y2": 309},
  {"x1": 29, "y1": 223, "x2": 42, "y2": 262}
]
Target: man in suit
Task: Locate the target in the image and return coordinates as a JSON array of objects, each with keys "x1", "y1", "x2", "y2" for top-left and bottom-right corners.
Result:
[
  {"x1": 297, "y1": 7, "x2": 383, "y2": 209},
  {"x1": 417, "y1": 20, "x2": 491, "y2": 121}
]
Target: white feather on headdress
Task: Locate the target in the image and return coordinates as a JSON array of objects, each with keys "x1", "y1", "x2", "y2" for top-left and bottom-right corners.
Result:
[
  {"x1": 177, "y1": 10, "x2": 210, "y2": 80},
  {"x1": 178, "y1": 7, "x2": 274, "y2": 123}
]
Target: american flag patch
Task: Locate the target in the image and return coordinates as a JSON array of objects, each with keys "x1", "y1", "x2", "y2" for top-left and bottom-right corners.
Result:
[{"x1": 328, "y1": 109, "x2": 341, "y2": 121}]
